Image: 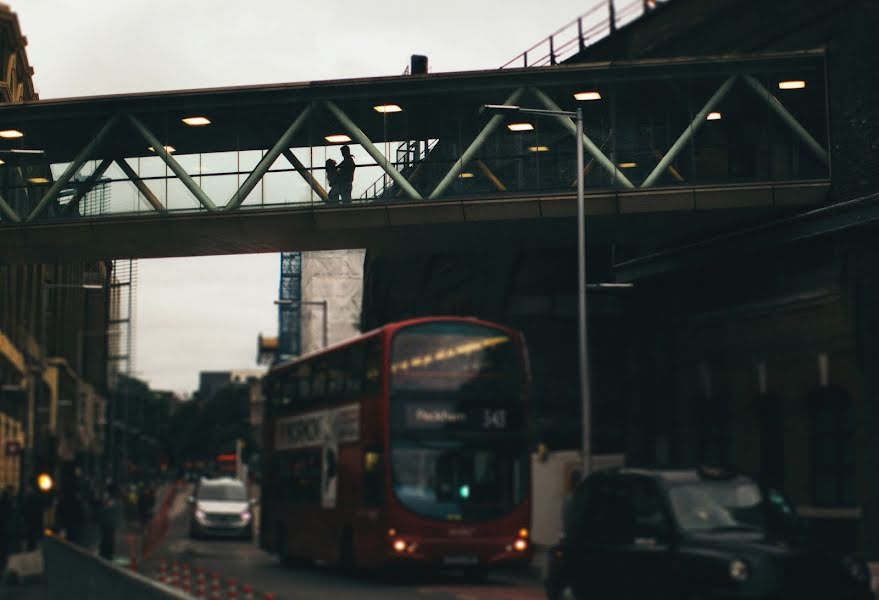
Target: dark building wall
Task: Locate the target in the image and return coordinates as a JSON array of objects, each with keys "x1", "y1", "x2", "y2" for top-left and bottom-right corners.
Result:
[
  {"x1": 361, "y1": 246, "x2": 630, "y2": 454},
  {"x1": 579, "y1": 0, "x2": 879, "y2": 202}
]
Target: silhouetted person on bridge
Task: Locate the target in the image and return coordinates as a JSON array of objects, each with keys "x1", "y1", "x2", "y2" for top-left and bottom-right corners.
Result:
[
  {"x1": 338, "y1": 145, "x2": 355, "y2": 201},
  {"x1": 325, "y1": 158, "x2": 340, "y2": 203}
]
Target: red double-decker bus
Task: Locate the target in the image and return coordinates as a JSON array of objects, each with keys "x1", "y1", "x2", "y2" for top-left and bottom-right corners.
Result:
[{"x1": 259, "y1": 316, "x2": 532, "y2": 571}]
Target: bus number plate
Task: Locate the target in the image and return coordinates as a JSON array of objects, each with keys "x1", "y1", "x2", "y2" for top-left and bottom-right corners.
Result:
[{"x1": 443, "y1": 555, "x2": 479, "y2": 566}]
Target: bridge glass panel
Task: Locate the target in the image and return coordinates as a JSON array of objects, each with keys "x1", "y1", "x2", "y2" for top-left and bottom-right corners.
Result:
[{"x1": 0, "y1": 52, "x2": 829, "y2": 227}]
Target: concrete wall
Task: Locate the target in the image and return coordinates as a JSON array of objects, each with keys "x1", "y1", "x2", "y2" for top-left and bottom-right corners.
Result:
[
  {"x1": 530, "y1": 452, "x2": 625, "y2": 547},
  {"x1": 301, "y1": 249, "x2": 366, "y2": 354}
]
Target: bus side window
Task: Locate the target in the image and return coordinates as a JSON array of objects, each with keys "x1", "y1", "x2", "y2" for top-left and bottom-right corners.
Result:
[
  {"x1": 365, "y1": 338, "x2": 382, "y2": 395},
  {"x1": 364, "y1": 446, "x2": 383, "y2": 507},
  {"x1": 347, "y1": 344, "x2": 365, "y2": 396},
  {"x1": 296, "y1": 363, "x2": 311, "y2": 405}
]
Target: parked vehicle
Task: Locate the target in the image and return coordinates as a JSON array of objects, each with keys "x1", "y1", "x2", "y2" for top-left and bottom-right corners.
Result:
[
  {"x1": 545, "y1": 468, "x2": 873, "y2": 600},
  {"x1": 187, "y1": 477, "x2": 255, "y2": 540}
]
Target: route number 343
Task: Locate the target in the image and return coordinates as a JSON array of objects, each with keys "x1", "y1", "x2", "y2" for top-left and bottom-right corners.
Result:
[{"x1": 482, "y1": 409, "x2": 508, "y2": 429}]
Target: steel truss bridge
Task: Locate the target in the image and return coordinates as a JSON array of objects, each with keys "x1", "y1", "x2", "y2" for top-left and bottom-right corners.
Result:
[{"x1": 0, "y1": 50, "x2": 829, "y2": 262}]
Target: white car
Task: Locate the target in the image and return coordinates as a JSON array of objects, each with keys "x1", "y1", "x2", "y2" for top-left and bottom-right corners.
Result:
[{"x1": 188, "y1": 478, "x2": 255, "y2": 540}]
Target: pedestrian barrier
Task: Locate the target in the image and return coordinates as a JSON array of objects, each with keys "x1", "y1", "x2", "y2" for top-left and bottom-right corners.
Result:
[
  {"x1": 143, "y1": 481, "x2": 182, "y2": 560},
  {"x1": 43, "y1": 535, "x2": 192, "y2": 600}
]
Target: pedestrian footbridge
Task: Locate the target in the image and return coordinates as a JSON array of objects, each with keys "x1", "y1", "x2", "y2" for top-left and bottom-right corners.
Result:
[{"x1": 0, "y1": 50, "x2": 829, "y2": 262}]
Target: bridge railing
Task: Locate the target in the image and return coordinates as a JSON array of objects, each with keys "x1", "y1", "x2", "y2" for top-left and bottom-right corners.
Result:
[
  {"x1": 0, "y1": 52, "x2": 829, "y2": 226},
  {"x1": 500, "y1": 0, "x2": 669, "y2": 69}
]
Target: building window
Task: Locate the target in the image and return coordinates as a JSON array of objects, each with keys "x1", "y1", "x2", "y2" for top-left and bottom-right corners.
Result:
[
  {"x1": 700, "y1": 397, "x2": 732, "y2": 468},
  {"x1": 757, "y1": 393, "x2": 784, "y2": 490},
  {"x1": 809, "y1": 386, "x2": 855, "y2": 507}
]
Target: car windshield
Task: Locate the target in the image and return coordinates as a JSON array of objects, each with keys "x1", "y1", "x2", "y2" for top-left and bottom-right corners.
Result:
[
  {"x1": 668, "y1": 479, "x2": 765, "y2": 533},
  {"x1": 198, "y1": 483, "x2": 247, "y2": 502}
]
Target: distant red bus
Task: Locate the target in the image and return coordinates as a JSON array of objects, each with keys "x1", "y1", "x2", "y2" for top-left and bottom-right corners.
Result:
[{"x1": 260, "y1": 316, "x2": 532, "y2": 570}]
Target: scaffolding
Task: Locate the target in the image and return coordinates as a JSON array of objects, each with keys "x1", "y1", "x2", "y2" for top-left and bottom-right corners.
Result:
[{"x1": 278, "y1": 252, "x2": 302, "y2": 361}]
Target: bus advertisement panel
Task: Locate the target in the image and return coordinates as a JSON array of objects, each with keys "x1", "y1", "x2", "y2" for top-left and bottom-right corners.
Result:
[{"x1": 260, "y1": 317, "x2": 532, "y2": 571}]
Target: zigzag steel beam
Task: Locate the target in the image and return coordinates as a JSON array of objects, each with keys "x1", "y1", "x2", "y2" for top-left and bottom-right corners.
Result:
[
  {"x1": 64, "y1": 157, "x2": 114, "y2": 215},
  {"x1": 324, "y1": 100, "x2": 423, "y2": 201},
  {"x1": 227, "y1": 106, "x2": 312, "y2": 210},
  {"x1": 282, "y1": 148, "x2": 329, "y2": 203},
  {"x1": 530, "y1": 87, "x2": 635, "y2": 189},
  {"x1": 114, "y1": 159, "x2": 166, "y2": 213},
  {"x1": 430, "y1": 88, "x2": 524, "y2": 199},
  {"x1": 127, "y1": 114, "x2": 218, "y2": 212},
  {"x1": 26, "y1": 113, "x2": 120, "y2": 222},
  {"x1": 0, "y1": 192, "x2": 20, "y2": 223},
  {"x1": 642, "y1": 76, "x2": 737, "y2": 187},
  {"x1": 742, "y1": 75, "x2": 829, "y2": 167}
]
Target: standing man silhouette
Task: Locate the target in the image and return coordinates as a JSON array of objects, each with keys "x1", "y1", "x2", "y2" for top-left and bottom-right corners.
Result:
[{"x1": 338, "y1": 145, "x2": 355, "y2": 202}]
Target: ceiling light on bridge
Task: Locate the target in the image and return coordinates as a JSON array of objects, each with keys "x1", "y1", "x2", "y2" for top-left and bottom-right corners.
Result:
[
  {"x1": 148, "y1": 145, "x2": 176, "y2": 154},
  {"x1": 324, "y1": 134, "x2": 352, "y2": 143},
  {"x1": 0, "y1": 159, "x2": 4, "y2": 165},
  {"x1": 778, "y1": 80, "x2": 806, "y2": 90},
  {"x1": 528, "y1": 145, "x2": 550, "y2": 152},
  {"x1": 0, "y1": 129, "x2": 23, "y2": 139},
  {"x1": 574, "y1": 91, "x2": 602, "y2": 101},
  {"x1": 182, "y1": 116, "x2": 211, "y2": 126},
  {"x1": 507, "y1": 123, "x2": 534, "y2": 132},
  {"x1": 373, "y1": 104, "x2": 402, "y2": 113},
  {"x1": 27, "y1": 177, "x2": 49, "y2": 184},
  {"x1": 618, "y1": 162, "x2": 637, "y2": 169},
  {"x1": 458, "y1": 172, "x2": 475, "y2": 179},
  {"x1": 706, "y1": 111, "x2": 722, "y2": 121}
]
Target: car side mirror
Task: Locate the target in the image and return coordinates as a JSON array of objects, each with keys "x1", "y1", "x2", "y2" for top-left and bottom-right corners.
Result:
[{"x1": 187, "y1": 496, "x2": 195, "y2": 505}]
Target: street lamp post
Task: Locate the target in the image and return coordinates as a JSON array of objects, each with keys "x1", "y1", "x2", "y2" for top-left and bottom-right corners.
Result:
[{"x1": 483, "y1": 103, "x2": 592, "y2": 475}]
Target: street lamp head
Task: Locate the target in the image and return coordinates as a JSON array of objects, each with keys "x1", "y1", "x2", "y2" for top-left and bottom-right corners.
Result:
[{"x1": 482, "y1": 104, "x2": 520, "y2": 112}]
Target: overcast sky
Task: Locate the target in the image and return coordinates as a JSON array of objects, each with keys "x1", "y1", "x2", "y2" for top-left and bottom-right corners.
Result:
[{"x1": 15, "y1": 0, "x2": 595, "y2": 394}]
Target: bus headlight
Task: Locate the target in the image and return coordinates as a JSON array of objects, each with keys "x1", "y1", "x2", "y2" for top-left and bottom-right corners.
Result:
[
  {"x1": 240, "y1": 510, "x2": 252, "y2": 522},
  {"x1": 393, "y1": 539, "x2": 407, "y2": 553},
  {"x1": 195, "y1": 509, "x2": 207, "y2": 523}
]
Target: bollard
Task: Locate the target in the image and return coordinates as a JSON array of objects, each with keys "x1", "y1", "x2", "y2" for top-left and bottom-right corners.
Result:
[
  {"x1": 158, "y1": 559, "x2": 168, "y2": 583},
  {"x1": 227, "y1": 577, "x2": 238, "y2": 599},
  {"x1": 264, "y1": 593, "x2": 275, "y2": 600},
  {"x1": 242, "y1": 584, "x2": 254, "y2": 600},
  {"x1": 210, "y1": 578, "x2": 222, "y2": 600}
]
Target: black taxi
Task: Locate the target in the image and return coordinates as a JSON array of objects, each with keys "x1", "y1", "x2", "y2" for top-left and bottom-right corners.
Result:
[{"x1": 545, "y1": 468, "x2": 873, "y2": 600}]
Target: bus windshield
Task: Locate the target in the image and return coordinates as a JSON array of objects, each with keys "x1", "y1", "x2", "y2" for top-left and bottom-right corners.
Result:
[
  {"x1": 389, "y1": 321, "x2": 527, "y2": 521},
  {"x1": 391, "y1": 440, "x2": 528, "y2": 521}
]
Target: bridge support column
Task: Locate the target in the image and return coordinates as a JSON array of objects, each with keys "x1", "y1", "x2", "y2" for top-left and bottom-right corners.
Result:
[
  {"x1": 641, "y1": 76, "x2": 737, "y2": 188},
  {"x1": 127, "y1": 114, "x2": 218, "y2": 212},
  {"x1": 742, "y1": 75, "x2": 830, "y2": 167},
  {"x1": 0, "y1": 191, "x2": 20, "y2": 223},
  {"x1": 324, "y1": 100, "x2": 423, "y2": 201},
  {"x1": 26, "y1": 113, "x2": 120, "y2": 222},
  {"x1": 530, "y1": 87, "x2": 635, "y2": 189},
  {"x1": 226, "y1": 105, "x2": 313, "y2": 210},
  {"x1": 429, "y1": 88, "x2": 524, "y2": 199},
  {"x1": 114, "y1": 159, "x2": 166, "y2": 213}
]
